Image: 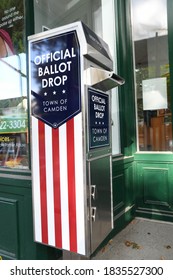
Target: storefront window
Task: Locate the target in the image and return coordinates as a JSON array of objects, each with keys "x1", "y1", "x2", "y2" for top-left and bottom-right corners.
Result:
[
  {"x1": 131, "y1": 0, "x2": 173, "y2": 152},
  {"x1": 0, "y1": 0, "x2": 28, "y2": 169},
  {"x1": 33, "y1": 0, "x2": 120, "y2": 155}
]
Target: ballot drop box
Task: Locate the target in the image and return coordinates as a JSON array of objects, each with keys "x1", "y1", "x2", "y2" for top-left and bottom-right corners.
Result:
[{"x1": 28, "y1": 22, "x2": 124, "y2": 257}]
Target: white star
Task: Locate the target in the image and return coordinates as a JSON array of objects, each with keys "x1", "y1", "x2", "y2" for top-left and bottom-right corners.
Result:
[
  {"x1": 53, "y1": 91, "x2": 56, "y2": 95},
  {"x1": 62, "y1": 90, "x2": 66, "y2": 94},
  {"x1": 44, "y1": 92, "x2": 47, "y2": 96}
]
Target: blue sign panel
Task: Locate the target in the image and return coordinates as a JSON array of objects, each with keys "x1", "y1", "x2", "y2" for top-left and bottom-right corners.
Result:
[
  {"x1": 30, "y1": 31, "x2": 81, "y2": 128},
  {"x1": 88, "y1": 88, "x2": 109, "y2": 149}
]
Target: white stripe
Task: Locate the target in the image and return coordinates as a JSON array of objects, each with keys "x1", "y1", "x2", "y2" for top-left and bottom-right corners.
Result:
[
  {"x1": 31, "y1": 117, "x2": 42, "y2": 242},
  {"x1": 74, "y1": 113, "x2": 86, "y2": 255},
  {"x1": 45, "y1": 124, "x2": 55, "y2": 246},
  {"x1": 59, "y1": 123, "x2": 70, "y2": 250}
]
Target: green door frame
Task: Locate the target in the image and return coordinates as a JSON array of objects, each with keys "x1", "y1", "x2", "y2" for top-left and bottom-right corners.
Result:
[{"x1": 114, "y1": 0, "x2": 173, "y2": 222}]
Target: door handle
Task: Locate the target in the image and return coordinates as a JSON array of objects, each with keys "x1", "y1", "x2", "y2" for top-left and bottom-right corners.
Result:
[
  {"x1": 90, "y1": 185, "x2": 96, "y2": 200},
  {"x1": 91, "y1": 207, "x2": 97, "y2": 222}
]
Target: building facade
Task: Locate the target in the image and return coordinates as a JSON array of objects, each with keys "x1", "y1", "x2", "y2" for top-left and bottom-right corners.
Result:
[{"x1": 0, "y1": 0, "x2": 173, "y2": 259}]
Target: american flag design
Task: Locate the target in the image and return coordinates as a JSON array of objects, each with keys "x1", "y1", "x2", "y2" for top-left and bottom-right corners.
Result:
[{"x1": 31, "y1": 112, "x2": 86, "y2": 255}]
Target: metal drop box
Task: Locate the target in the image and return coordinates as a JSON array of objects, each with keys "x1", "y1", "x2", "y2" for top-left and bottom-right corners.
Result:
[{"x1": 28, "y1": 21, "x2": 124, "y2": 258}]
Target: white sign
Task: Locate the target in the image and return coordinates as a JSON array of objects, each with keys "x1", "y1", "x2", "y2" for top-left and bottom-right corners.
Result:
[{"x1": 142, "y1": 77, "x2": 167, "y2": 110}]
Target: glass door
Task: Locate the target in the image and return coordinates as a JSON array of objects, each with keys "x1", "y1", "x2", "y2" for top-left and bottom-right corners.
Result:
[{"x1": 131, "y1": 0, "x2": 172, "y2": 152}]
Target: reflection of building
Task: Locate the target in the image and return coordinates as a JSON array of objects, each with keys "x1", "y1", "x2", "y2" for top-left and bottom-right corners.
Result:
[
  {"x1": 135, "y1": 35, "x2": 168, "y2": 69},
  {"x1": 0, "y1": 0, "x2": 173, "y2": 260}
]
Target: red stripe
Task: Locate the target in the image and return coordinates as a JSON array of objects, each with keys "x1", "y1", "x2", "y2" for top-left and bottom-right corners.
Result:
[
  {"x1": 38, "y1": 121, "x2": 48, "y2": 244},
  {"x1": 66, "y1": 118, "x2": 77, "y2": 252},
  {"x1": 52, "y1": 128, "x2": 62, "y2": 248}
]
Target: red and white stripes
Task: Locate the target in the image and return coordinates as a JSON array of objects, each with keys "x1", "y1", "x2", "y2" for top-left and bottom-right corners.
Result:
[{"x1": 31, "y1": 113, "x2": 86, "y2": 255}]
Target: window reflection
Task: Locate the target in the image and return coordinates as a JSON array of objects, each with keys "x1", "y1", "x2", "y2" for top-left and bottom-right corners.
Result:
[
  {"x1": 131, "y1": 0, "x2": 172, "y2": 151},
  {"x1": 0, "y1": 54, "x2": 27, "y2": 99},
  {"x1": 0, "y1": 55, "x2": 28, "y2": 168},
  {"x1": 0, "y1": 1, "x2": 28, "y2": 169}
]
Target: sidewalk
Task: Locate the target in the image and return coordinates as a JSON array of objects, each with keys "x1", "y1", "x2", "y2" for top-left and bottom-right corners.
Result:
[{"x1": 92, "y1": 218, "x2": 173, "y2": 260}]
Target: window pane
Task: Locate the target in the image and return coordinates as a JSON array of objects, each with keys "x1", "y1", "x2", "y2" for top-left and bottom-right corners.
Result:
[
  {"x1": 0, "y1": 0, "x2": 28, "y2": 169},
  {"x1": 131, "y1": 0, "x2": 172, "y2": 151},
  {"x1": 33, "y1": 0, "x2": 120, "y2": 155}
]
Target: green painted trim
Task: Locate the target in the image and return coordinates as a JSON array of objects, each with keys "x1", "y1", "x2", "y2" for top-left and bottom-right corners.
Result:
[
  {"x1": 25, "y1": 0, "x2": 35, "y2": 170},
  {"x1": 167, "y1": 0, "x2": 173, "y2": 126},
  {"x1": 112, "y1": 156, "x2": 134, "y2": 175},
  {"x1": 115, "y1": 0, "x2": 137, "y2": 156},
  {"x1": 136, "y1": 208, "x2": 173, "y2": 223},
  {"x1": 25, "y1": 0, "x2": 34, "y2": 38},
  {"x1": 134, "y1": 152, "x2": 173, "y2": 162},
  {"x1": 112, "y1": 155, "x2": 134, "y2": 165},
  {"x1": 0, "y1": 174, "x2": 31, "y2": 187},
  {"x1": 0, "y1": 183, "x2": 62, "y2": 260}
]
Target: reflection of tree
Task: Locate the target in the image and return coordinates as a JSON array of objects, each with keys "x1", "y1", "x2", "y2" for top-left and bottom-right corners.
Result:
[
  {"x1": 136, "y1": 66, "x2": 148, "y2": 121},
  {"x1": 0, "y1": 0, "x2": 24, "y2": 53},
  {"x1": 0, "y1": 97, "x2": 26, "y2": 116},
  {"x1": 162, "y1": 69, "x2": 170, "y2": 106}
]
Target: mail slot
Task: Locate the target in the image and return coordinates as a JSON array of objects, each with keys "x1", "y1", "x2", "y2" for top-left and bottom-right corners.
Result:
[{"x1": 28, "y1": 21, "x2": 124, "y2": 258}]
